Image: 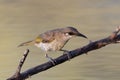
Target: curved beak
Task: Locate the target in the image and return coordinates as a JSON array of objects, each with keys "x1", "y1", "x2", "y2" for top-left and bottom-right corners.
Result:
[{"x1": 77, "y1": 32, "x2": 88, "y2": 39}]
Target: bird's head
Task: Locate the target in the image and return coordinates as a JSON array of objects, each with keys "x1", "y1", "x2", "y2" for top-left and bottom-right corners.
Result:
[{"x1": 61, "y1": 26, "x2": 88, "y2": 39}]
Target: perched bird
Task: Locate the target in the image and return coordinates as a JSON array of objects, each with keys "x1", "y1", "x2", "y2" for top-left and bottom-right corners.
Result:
[{"x1": 18, "y1": 27, "x2": 88, "y2": 65}]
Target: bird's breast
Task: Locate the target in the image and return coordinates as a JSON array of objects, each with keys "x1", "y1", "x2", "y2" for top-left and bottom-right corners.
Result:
[{"x1": 35, "y1": 39, "x2": 68, "y2": 52}]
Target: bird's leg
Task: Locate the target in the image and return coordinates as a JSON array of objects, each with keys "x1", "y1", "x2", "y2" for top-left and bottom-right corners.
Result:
[
  {"x1": 45, "y1": 53, "x2": 56, "y2": 65},
  {"x1": 60, "y1": 49, "x2": 71, "y2": 60}
]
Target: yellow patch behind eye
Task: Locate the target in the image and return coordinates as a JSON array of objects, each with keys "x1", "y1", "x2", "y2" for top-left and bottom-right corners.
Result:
[{"x1": 35, "y1": 37, "x2": 42, "y2": 43}]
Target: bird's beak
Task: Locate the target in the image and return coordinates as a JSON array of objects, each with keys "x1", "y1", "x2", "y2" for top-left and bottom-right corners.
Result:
[{"x1": 77, "y1": 32, "x2": 88, "y2": 39}]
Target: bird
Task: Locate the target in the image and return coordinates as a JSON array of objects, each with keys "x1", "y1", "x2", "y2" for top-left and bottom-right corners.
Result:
[{"x1": 18, "y1": 26, "x2": 88, "y2": 65}]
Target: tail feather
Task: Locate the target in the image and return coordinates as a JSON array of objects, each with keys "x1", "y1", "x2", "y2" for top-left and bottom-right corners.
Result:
[{"x1": 18, "y1": 40, "x2": 34, "y2": 47}]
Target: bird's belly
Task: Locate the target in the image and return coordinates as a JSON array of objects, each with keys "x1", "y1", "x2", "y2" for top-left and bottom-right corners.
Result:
[{"x1": 35, "y1": 40, "x2": 65, "y2": 52}]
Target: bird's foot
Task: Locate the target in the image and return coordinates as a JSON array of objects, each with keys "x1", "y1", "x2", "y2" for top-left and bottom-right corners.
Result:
[
  {"x1": 45, "y1": 54, "x2": 56, "y2": 65},
  {"x1": 61, "y1": 50, "x2": 71, "y2": 61}
]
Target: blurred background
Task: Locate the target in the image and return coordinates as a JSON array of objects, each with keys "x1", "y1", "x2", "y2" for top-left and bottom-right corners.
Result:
[{"x1": 0, "y1": 0, "x2": 120, "y2": 80}]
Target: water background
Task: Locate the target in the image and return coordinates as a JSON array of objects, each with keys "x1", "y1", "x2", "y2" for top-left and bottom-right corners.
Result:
[{"x1": 0, "y1": 0, "x2": 120, "y2": 80}]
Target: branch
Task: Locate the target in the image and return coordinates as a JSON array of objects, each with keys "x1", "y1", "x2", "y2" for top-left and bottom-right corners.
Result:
[
  {"x1": 7, "y1": 49, "x2": 29, "y2": 80},
  {"x1": 7, "y1": 26, "x2": 120, "y2": 80}
]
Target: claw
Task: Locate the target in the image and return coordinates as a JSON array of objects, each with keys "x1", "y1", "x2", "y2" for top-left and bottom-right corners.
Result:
[
  {"x1": 45, "y1": 54, "x2": 56, "y2": 65},
  {"x1": 60, "y1": 49, "x2": 71, "y2": 60}
]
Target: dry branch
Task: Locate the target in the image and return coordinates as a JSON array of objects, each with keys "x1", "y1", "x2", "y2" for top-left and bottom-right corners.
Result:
[
  {"x1": 7, "y1": 49, "x2": 29, "y2": 80},
  {"x1": 7, "y1": 27, "x2": 120, "y2": 80}
]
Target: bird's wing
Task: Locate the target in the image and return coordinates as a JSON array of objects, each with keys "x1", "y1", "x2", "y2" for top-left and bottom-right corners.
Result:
[{"x1": 38, "y1": 30, "x2": 56, "y2": 43}]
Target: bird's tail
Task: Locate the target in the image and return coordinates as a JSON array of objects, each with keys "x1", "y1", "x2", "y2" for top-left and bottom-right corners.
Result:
[{"x1": 18, "y1": 40, "x2": 35, "y2": 47}]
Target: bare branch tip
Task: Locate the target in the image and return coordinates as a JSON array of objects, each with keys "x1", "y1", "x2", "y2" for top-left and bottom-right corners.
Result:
[
  {"x1": 23, "y1": 49, "x2": 30, "y2": 54},
  {"x1": 26, "y1": 49, "x2": 30, "y2": 52}
]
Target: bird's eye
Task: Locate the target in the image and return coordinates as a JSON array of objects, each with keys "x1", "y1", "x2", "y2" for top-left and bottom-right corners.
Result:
[
  {"x1": 68, "y1": 32, "x2": 74, "y2": 35},
  {"x1": 65, "y1": 32, "x2": 74, "y2": 36}
]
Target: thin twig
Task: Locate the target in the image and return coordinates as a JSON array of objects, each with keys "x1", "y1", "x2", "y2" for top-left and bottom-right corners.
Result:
[{"x1": 7, "y1": 49, "x2": 29, "y2": 80}]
